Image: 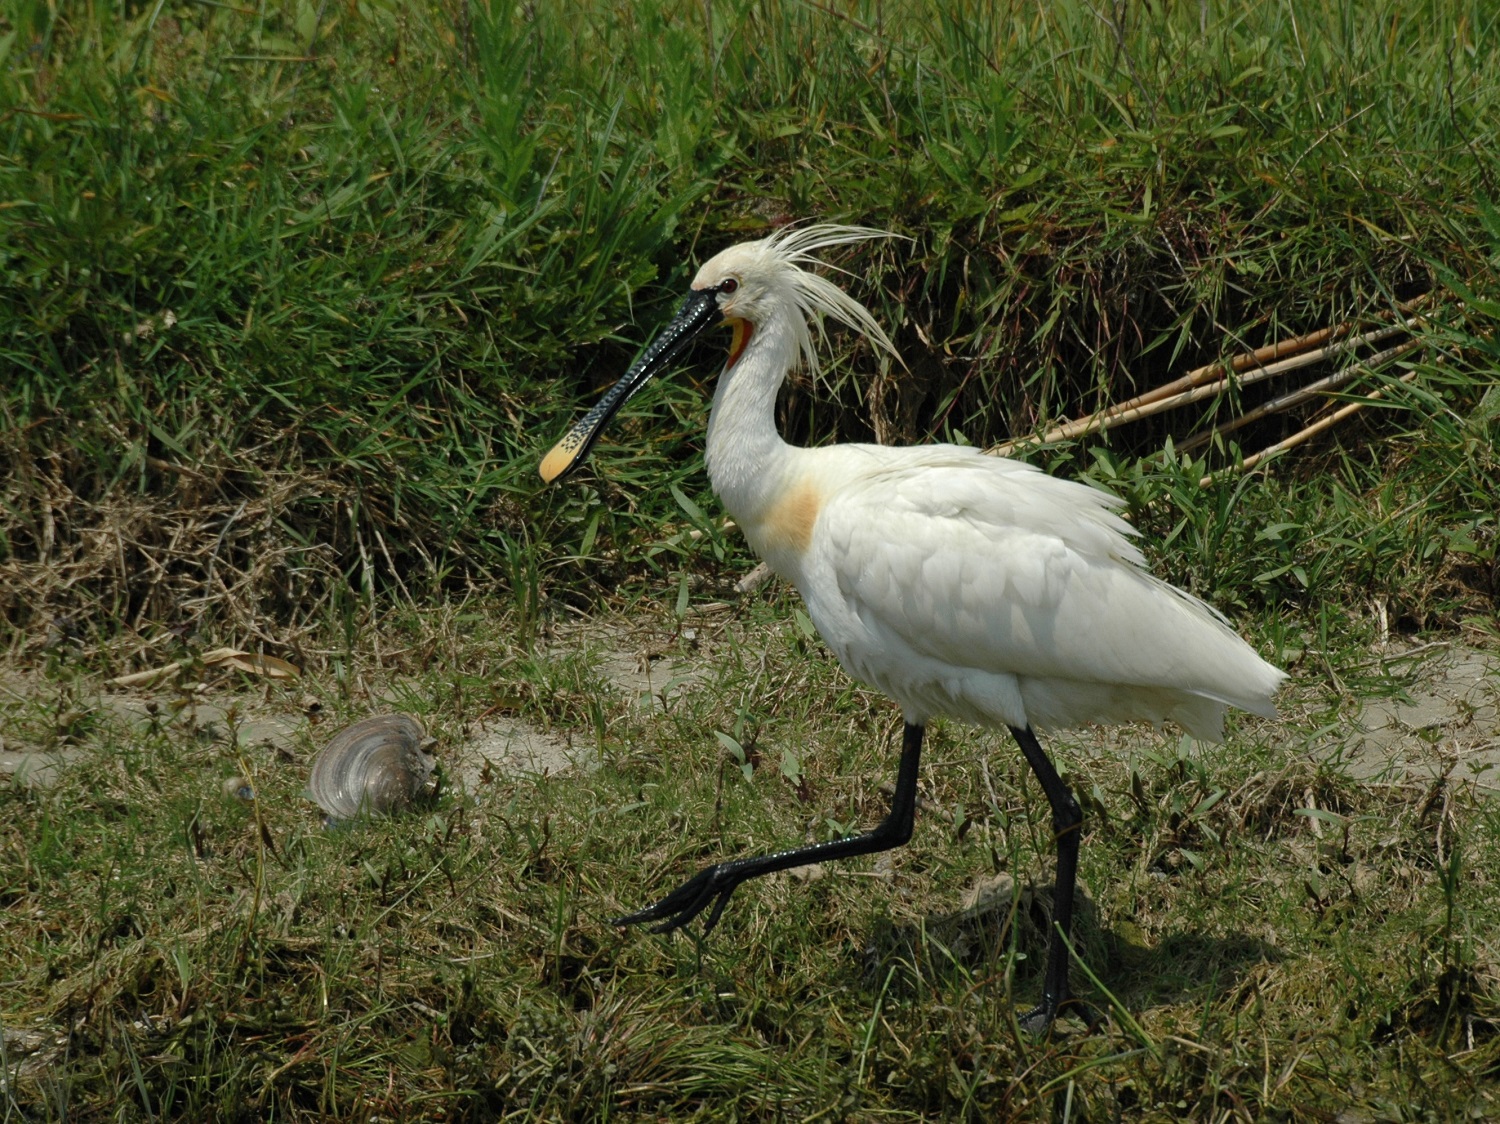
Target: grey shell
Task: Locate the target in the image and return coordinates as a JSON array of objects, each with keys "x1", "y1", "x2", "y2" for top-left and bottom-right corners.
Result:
[{"x1": 307, "y1": 714, "x2": 434, "y2": 822}]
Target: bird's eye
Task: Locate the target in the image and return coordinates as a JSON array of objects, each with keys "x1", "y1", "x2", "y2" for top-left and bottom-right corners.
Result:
[{"x1": 720, "y1": 278, "x2": 739, "y2": 294}]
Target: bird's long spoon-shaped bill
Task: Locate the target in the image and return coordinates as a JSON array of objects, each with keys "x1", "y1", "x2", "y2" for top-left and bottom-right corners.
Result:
[{"x1": 539, "y1": 288, "x2": 724, "y2": 485}]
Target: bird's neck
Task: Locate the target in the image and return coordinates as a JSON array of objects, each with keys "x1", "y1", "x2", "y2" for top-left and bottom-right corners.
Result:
[{"x1": 704, "y1": 313, "x2": 800, "y2": 523}]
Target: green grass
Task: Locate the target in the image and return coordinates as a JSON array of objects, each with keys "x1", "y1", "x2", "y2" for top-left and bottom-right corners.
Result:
[
  {"x1": 2, "y1": 0, "x2": 1497, "y2": 633},
  {"x1": 3, "y1": 601, "x2": 1498, "y2": 1120},
  {"x1": 3, "y1": 0, "x2": 1500, "y2": 1119}
]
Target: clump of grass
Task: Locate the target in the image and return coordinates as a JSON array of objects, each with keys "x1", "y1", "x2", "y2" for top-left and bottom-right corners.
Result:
[
  {"x1": 3, "y1": 3, "x2": 1500, "y2": 1116},
  {"x1": 4, "y1": 600, "x2": 1499, "y2": 1120},
  {"x1": 3, "y1": 0, "x2": 1498, "y2": 647}
]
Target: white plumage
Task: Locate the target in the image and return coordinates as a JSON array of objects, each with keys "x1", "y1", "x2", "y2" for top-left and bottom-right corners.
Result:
[
  {"x1": 541, "y1": 223, "x2": 1285, "y2": 1033},
  {"x1": 741, "y1": 442, "x2": 1280, "y2": 739}
]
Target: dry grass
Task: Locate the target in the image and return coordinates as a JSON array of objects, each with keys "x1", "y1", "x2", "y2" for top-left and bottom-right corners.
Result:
[
  {"x1": 3, "y1": 600, "x2": 1499, "y2": 1120},
  {"x1": 1, "y1": 451, "x2": 344, "y2": 657},
  {"x1": 4, "y1": 0, "x2": 1500, "y2": 1118}
]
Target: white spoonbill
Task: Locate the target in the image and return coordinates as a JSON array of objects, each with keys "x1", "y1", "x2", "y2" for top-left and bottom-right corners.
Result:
[{"x1": 539, "y1": 224, "x2": 1285, "y2": 1032}]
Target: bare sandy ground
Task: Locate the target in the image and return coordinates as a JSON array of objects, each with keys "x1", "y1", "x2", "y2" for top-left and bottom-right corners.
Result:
[{"x1": 4, "y1": 636, "x2": 1496, "y2": 808}]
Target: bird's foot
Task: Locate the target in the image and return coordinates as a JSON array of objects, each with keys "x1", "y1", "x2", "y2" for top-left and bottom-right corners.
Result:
[
  {"x1": 1018, "y1": 991, "x2": 1105, "y2": 1038},
  {"x1": 613, "y1": 862, "x2": 746, "y2": 936}
]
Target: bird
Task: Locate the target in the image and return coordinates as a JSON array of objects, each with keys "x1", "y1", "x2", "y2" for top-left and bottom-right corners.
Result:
[{"x1": 539, "y1": 224, "x2": 1286, "y2": 1033}]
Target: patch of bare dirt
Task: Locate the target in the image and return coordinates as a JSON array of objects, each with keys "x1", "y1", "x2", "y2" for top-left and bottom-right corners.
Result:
[
  {"x1": 457, "y1": 719, "x2": 592, "y2": 786},
  {"x1": 1342, "y1": 642, "x2": 1500, "y2": 788},
  {"x1": 5, "y1": 636, "x2": 1495, "y2": 807}
]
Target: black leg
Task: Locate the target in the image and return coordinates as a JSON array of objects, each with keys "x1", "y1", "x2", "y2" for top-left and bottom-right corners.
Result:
[
  {"x1": 1009, "y1": 724, "x2": 1094, "y2": 1034},
  {"x1": 615, "y1": 721, "x2": 926, "y2": 935}
]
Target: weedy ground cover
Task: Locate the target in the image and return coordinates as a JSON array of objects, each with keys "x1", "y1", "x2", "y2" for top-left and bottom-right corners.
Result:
[
  {"x1": 2, "y1": 0, "x2": 1499, "y2": 1119},
  {"x1": 4, "y1": 0, "x2": 1497, "y2": 625},
  {"x1": 3, "y1": 605, "x2": 1498, "y2": 1120}
]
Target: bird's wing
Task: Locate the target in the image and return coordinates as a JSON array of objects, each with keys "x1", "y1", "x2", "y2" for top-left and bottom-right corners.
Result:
[{"x1": 815, "y1": 447, "x2": 1274, "y2": 710}]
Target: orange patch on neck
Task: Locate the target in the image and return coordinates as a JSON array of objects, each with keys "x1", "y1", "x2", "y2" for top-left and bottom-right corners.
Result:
[
  {"x1": 726, "y1": 318, "x2": 753, "y2": 370},
  {"x1": 757, "y1": 481, "x2": 822, "y2": 558}
]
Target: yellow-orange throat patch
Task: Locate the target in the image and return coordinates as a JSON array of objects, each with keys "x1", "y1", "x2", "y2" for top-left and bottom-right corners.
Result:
[
  {"x1": 726, "y1": 318, "x2": 753, "y2": 369},
  {"x1": 758, "y1": 481, "x2": 821, "y2": 557}
]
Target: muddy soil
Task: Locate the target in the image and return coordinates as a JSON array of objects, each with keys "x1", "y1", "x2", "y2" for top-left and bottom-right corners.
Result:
[
  {"x1": 3, "y1": 636, "x2": 1496, "y2": 805},
  {"x1": 0, "y1": 619, "x2": 710, "y2": 803}
]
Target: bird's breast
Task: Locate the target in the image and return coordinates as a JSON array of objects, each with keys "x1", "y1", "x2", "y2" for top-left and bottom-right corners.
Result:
[{"x1": 740, "y1": 479, "x2": 823, "y2": 568}]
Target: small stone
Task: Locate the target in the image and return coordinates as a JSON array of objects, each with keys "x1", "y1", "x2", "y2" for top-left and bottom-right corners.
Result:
[{"x1": 222, "y1": 776, "x2": 255, "y2": 801}]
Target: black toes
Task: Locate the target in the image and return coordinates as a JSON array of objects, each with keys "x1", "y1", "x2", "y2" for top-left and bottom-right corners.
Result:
[
  {"x1": 1018, "y1": 994, "x2": 1104, "y2": 1037},
  {"x1": 1018, "y1": 1002, "x2": 1056, "y2": 1037},
  {"x1": 614, "y1": 864, "x2": 742, "y2": 936}
]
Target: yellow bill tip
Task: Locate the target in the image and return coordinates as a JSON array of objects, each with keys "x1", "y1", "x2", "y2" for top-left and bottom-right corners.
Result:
[{"x1": 539, "y1": 439, "x2": 579, "y2": 485}]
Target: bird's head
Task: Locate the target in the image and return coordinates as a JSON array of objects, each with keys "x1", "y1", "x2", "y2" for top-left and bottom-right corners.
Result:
[
  {"x1": 685, "y1": 241, "x2": 778, "y2": 327},
  {"x1": 539, "y1": 224, "x2": 902, "y2": 485}
]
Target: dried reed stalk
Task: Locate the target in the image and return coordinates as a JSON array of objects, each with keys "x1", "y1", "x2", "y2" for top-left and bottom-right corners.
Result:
[
  {"x1": 991, "y1": 295, "x2": 1431, "y2": 455},
  {"x1": 1178, "y1": 337, "x2": 1425, "y2": 454},
  {"x1": 1199, "y1": 370, "x2": 1422, "y2": 487}
]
